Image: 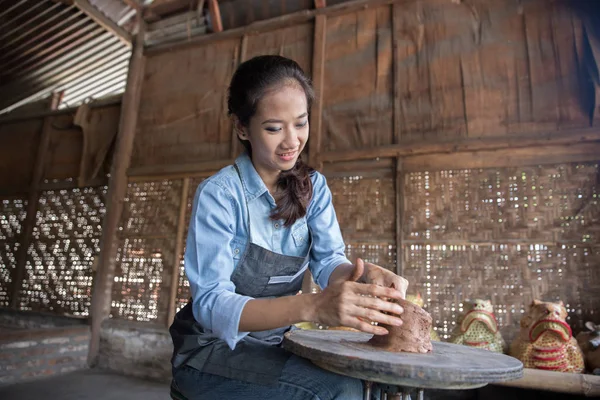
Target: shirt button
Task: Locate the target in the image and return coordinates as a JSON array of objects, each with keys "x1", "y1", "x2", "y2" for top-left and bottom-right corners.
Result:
[
  {"x1": 274, "y1": 223, "x2": 280, "y2": 229},
  {"x1": 234, "y1": 248, "x2": 240, "y2": 254}
]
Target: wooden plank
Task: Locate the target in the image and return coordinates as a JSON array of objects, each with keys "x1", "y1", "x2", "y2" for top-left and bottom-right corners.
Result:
[
  {"x1": 321, "y1": 128, "x2": 600, "y2": 162},
  {"x1": 395, "y1": 158, "x2": 404, "y2": 276},
  {"x1": 208, "y1": 0, "x2": 223, "y2": 33},
  {"x1": 128, "y1": 158, "x2": 233, "y2": 178},
  {"x1": 0, "y1": 97, "x2": 121, "y2": 124},
  {"x1": 167, "y1": 177, "x2": 190, "y2": 327},
  {"x1": 494, "y1": 368, "x2": 600, "y2": 397},
  {"x1": 392, "y1": 3, "x2": 401, "y2": 143},
  {"x1": 230, "y1": 34, "x2": 247, "y2": 160},
  {"x1": 402, "y1": 141, "x2": 600, "y2": 172},
  {"x1": 122, "y1": 0, "x2": 141, "y2": 11},
  {"x1": 88, "y1": 15, "x2": 146, "y2": 366},
  {"x1": 74, "y1": 0, "x2": 132, "y2": 47},
  {"x1": 146, "y1": 0, "x2": 398, "y2": 55},
  {"x1": 9, "y1": 117, "x2": 53, "y2": 309},
  {"x1": 309, "y1": 14, "x2": 326, "y2": 171}
]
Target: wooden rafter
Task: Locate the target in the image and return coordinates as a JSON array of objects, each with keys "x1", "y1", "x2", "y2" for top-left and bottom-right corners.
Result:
[
  {"x1": 208, "y1": 0, "x2": 222, "y2": 33},
  {"x1": 74, "y1": 0, "x2": 132, "y2": 47}
]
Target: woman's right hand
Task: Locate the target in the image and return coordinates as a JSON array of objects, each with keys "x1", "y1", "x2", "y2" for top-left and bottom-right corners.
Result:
[{"x1": 309, "y1": 262, "x2": 405, "y2": 335}]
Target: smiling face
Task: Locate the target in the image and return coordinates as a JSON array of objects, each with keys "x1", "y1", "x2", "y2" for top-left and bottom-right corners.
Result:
[{"x1": 236, "y1": 81, "x2": 309, "y2": 189}]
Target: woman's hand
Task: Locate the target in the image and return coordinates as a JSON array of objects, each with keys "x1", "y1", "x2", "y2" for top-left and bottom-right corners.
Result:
[
  {"x1": 309, "y1": 259, "x2": 406, "y2": 335},
  {"x1": 360, "y1": 258, "x2": 409, "y2": 299}
]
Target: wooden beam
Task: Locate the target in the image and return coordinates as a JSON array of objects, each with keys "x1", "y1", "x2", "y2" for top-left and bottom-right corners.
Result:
[
  {"x1": 314, "y1": 0, "x2": 327, "y2": 8},
  {"x1": 88, "y1": 15, "x2": 146, "y2": 366},
  {"x1": 127, "y1": 158, "x2": 232, "y2": 179},
  {"x1": 74, "y1": 0, "x2": 132, "y2": 47},
  {"x1": 395, "y1": 159, "x2": 404, "y2": 276},
  {"x1": 10, "y1": 116, "x2": 53, "y2": 309},
  {"x1": 146, "y1": 0, "x2": 398, "y2": 54},
  {"x1": 309, "y1": 14, "x2": 326, "y2": 171},
  {"x1": 208, "y1": 0, "x2": 223, "y2": 33},
  {"x1": 321, "y1": 128, "x2": 600, "y2": 163},
  {"x1": 144, "y1": 0, "x2": 196, "y2": 22},
  {"x1": 122, "y1": 0, "x2": 141, "y2": 11},
  {"x1": 230, "y1": 34, "x2": 248, "y2": 159},
  {"x1": 0, "y1": 97, "x2": 122, "y2": 124},
  {"x1": 392, "y1": 3, "x2": 401, "y2": 144},
  {"x1": 167, "y1": 178, "x2": 190, "y2": 327},
  {"x1": 402, "y1": 141, "x2": 600, "y2": 172},
  {"x1": 494, "y1": 368, "x2": 600, "y2": 397}
]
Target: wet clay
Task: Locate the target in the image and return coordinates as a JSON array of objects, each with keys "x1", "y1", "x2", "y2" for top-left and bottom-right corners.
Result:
[{"x1": 368, "y1": 298, "x2": 433, "y2": 354}]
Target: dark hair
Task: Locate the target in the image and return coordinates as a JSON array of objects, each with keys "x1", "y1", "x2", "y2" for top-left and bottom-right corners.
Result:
[{"x1": 227, "y1": 55, "x2": 315, "y2": 227}]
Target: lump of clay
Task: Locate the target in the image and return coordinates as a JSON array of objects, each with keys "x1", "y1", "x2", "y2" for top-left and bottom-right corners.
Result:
[{"x1": 368, "y1": 297, "x2": 433, "y2": 354}]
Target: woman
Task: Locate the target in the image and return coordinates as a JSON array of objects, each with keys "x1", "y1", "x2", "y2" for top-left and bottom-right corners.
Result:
[{"x1": 170, "y1": 55, "x2": 409, "y2": 399}]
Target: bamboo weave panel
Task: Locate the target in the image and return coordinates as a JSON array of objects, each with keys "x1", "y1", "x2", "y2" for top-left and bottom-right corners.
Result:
[
  {"x1": 176, "y1": 177, "x2": 206, "y2": 313},
  {"x1": 403, "y1": 163, "x2": 599, "y2": 341},
  {"x1": 328, "y1": 175, "x2": 396, "y2": 271},
  {"x1": 0, "y1": 198, "x2": 27, "y2": 307},
  {"x1": 111, "y1": 180, "x2": 181, "y2": 322},
  {"x1": 19, "y1": 186, "x2": 107, "y2": 316}
]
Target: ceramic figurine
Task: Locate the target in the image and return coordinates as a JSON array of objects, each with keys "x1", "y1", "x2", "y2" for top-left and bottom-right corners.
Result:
[
  {"x1": 406, "y1": 293, "x2": 440, "y2": 341},
  {"x1": 449, "y1": 299, "x2": 506, "y2": 353},
  {"x1": 575, "y1": 321, "x2": 600, "y2": 375},
  {"x1": 509, "y1": 300, "x2": 584, "y2": 373}
]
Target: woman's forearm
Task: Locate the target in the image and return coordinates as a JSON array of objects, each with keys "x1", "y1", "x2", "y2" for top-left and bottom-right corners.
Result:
[{"x1": 238, "y1": 293, "x2": 317, "y2": 332}]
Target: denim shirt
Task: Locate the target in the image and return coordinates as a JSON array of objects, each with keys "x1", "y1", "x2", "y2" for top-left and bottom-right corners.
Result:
[{"x1": 184, "y1": 152, "x2": 351, "y2": 349}]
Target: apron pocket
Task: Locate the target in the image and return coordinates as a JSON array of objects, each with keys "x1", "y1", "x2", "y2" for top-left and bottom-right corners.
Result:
[{"x1": 267, "y1": 263, "x2": 308, "y2": 284}]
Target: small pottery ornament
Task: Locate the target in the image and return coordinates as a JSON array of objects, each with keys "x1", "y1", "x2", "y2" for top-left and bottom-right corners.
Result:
[
  {"x1": 450, "y1": 299, "x2": 506, "y2": 353},
  {"x1": 406, "y1": 293, "x2": 441, "y2": 341},
  {"x1": 509, "y1": 300, "x2": 584, "y2": 373},
  {"x1": 575, "y1": 321, "x2": 600, "y2": 375}
]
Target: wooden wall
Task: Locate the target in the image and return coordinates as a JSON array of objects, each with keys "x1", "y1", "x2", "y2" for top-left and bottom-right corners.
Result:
[
  {"x1": 130, "y1": 0, "x2": 599, "y2": 180},
  {"x1": 0, "y1": 102, "x2": 120, "y2": 313},
  {"x1": 110, "y1": 0, "x2": 600, "y2": 342}
]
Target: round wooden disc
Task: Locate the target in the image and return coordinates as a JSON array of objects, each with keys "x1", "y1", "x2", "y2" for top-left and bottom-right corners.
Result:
[{"x1": 283, "y1": 330, "x2": 523, "y2": 390}]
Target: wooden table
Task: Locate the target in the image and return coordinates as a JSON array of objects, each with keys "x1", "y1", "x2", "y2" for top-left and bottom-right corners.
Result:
[{"x1": 283, "y1": 330, "x2": 523, "y2": 399}]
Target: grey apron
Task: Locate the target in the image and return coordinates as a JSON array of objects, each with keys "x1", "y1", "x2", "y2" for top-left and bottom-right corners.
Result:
[{"x1": 169, "y1": 164, "x2": 312, "y2": 386}]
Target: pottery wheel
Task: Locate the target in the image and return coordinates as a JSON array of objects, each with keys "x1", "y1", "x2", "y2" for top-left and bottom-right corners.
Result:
[{"x1": 283, "y1": 330, "x2": 523, "y2": 390}]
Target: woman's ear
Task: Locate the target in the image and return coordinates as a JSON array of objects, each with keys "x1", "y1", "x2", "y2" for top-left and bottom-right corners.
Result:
[{"x1": 233, "y1": 116, "x2": 248, "y2": 140}]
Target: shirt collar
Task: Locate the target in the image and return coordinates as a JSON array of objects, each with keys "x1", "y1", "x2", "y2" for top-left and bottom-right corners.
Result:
[{"x1": 234, "y1": 152, "x2": 269, "y2": 202}]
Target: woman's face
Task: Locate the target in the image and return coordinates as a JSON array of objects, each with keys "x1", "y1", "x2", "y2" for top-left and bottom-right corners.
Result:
[{"x1": 238, "y1": 82, "x2": 309, "y2": 180}]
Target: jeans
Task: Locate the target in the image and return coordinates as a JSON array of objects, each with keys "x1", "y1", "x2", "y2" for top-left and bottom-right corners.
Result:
[{"x1": 172, "y1": 355, "x2": 365, "y2": 400}]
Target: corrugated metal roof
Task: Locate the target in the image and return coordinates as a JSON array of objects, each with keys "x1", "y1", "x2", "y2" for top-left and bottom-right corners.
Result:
[{"x1": 0, "y1": 0, "x2": 133, "y2": 114}]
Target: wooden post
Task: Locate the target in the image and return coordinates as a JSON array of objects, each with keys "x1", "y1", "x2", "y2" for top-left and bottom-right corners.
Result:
[
  {"x1": 392, "y1": 3, "x2": 401, "y2": 144},
  {"x1": 395, "y1": 158, "x2": 405, "y2": 276},
  {"x1": 230, "y1": 34, "x2": 248, "y2": 160},
  {"x1": 309, "y1": 14, "x2": 326, "y2": 171},
  {"x1": 167, "y1": 178, "x2": 191, "y2": 327},
  {"x1": 314, "y1": 0, "x2": 327, "y2": 8},
  {"x1": 208, "y1": 0, "x2": 223, "y2": 33},
  {"x1": 88, "y1": 14, "x2": 146, "y2": 366},
  {"x1": 9, "y1": 117, "x2": 53, "y2": 309}
]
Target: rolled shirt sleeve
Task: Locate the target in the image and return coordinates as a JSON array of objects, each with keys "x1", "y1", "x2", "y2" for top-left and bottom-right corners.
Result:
[
  {"x1": 307, "y1": 172, "x2": 352, "y2": 289},
  {"x1": 184, "y1": 181, "x2": 253, "y2": 350}
]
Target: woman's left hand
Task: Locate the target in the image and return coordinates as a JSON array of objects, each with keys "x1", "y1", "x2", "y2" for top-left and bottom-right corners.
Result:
[{"x1": 358, "y1": 258, "x2": 408, "y2": 299}]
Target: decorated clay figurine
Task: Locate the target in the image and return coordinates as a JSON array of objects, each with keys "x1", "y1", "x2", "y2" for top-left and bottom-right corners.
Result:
[
  {"x1": 449, "y1": 299, "x2": 506, "y2": 353},
  {"x1": 575, "y1": 321, "x2": 600, "y2": 375},
  {"x1": 509, "y1": 300, "x2": 584, "y2": 373},
  {"x1": 406, "y1": 293, "x2": 441, "y2": 341}
]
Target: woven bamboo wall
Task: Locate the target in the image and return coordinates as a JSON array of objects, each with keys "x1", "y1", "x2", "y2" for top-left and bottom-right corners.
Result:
[
  {"x1": 17, "y1": 185, "x2": 107, "y2": 316},
  {"x1": 110, "y1": 179, "x2": 182, "y2": 322},
  {"x1": 402, "y1": 162, "x2": 600, "y2": 341},
  {"x1": 0, "y1": 198, "x2": 28, "y2": 307}
]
